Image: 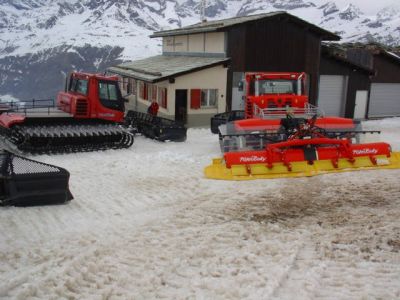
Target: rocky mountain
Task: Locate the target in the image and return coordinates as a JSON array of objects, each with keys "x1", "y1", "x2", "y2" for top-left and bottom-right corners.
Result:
[{"x1": 1, "y1": 0, "x2": 400, "y2": 100}]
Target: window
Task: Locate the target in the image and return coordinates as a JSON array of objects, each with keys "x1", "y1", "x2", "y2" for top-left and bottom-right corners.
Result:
[
  {"x1": 158, "y1": 87, "x2": 167, "y2": 109},
  {"x1": 139, "y1": 82, "x2": 166, "y2": 107},
  {"x1": 259, "y1": 80, "x2": 295, "y2": 95},
  {"x1": 139, "y1": 81, "x2": 144, "y2": 98},
  {"x1": 70, "y1": 78, "x2": 88, "y2": 95},
  {"x1": 151, "y1": 85, "x2": 157, "y2": 102},
  {"x1": 139, "y1": 81, "x2": 149, "y2": 100},
  {"x1": 129, "y1": 78, "x2": 136, "y2": 94},
  {"x1": 201, "y1": 89, "x2": 217, "y2": 108},
  {"x1": 190, "y1": 89, "x2": 218, "y2": 109},
  {"x1": 144, "y1": 83, "x2": 149, "y2": 100},
  {"x1": 120, "y1": 77, "x2": 136, "y2": 95},
  {"x1": 98, "y1": 81, "x2": 119, "y2": 101},
  {"x1": 122, "y1": 77, "x2": 129, "y2": 92}
]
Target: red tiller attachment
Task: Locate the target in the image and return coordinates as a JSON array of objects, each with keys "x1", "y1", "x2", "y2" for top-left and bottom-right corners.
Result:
[
  {"x1": 224, "y1": 137, "x2": 392, "y2": 171},
  {"x1": 205, "y1": 137, "x2": 399, "y2": 180}
]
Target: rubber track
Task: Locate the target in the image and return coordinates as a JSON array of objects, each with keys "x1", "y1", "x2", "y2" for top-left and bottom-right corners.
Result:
[{"x1": 7, "y1": 123, "x2": 134, "y2": 154}]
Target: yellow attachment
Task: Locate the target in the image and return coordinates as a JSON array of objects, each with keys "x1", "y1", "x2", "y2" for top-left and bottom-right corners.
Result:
[{"x1": 204, "y1": 152, "x2": 400, "y2": 180}]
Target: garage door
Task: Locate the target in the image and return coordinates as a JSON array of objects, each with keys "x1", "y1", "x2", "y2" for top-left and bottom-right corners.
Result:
[
  {"x1": 369, "y1": 83, "x2": 400, "y2": 117},
  {"x1": 317, "y1": 75, "x2": 347, "y2": 116}
]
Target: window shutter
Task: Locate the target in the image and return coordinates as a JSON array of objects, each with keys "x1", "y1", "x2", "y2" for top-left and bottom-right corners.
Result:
[{"x1": 191, "y1": 89, "x2": 201, "y2": 109}]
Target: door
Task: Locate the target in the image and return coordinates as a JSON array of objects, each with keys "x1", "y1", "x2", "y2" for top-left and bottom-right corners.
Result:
[
  {"x1": 369, "y1": 83, "x2": 400, "y2": 117},
  {"x1": 317, "y1": 75, "x2": 347, "y2": 116},
  {"x1": 232, "y1": 88, "x2": 245, "y2": 110},
  {"x1": 353, "y1": 90, "x2": 368, "y2": 119},
  {"x1": 175, "y1": 89, "x2": 187, "y2": 123},
  {"x1": 231, "y1": 72, "x2": 245, "y2": 110}
]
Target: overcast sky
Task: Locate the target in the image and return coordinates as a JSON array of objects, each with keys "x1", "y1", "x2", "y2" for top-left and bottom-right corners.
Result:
[{"x1": 327, "y1": 0, "x2": 399, "y2": 14}]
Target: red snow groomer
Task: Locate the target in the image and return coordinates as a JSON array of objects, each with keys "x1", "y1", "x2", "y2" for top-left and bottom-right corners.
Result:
[
  {"x1": 216, "y1": 72, "x2": 378, "y2": 153},
  {"x1": 0, "y1": 72, "x2": 134, "y2": 154},
  {"x1": 205, "y1": 115, "x2": 400, "y2": 180}
]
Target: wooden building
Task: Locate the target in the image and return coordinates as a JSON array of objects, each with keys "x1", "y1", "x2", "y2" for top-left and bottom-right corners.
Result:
[
  {"x1": 219, "y1": 13, "x2": 339, "y2": 110},
  {"x1": 108, "y1": 12, "x2": 340, "y2": 126},
  {"x1": 319, "y1": 45, "x2": 373, "y2": 119},
  {"x1": 347, "y1": 45, "x2": 400, "y2": 118}
]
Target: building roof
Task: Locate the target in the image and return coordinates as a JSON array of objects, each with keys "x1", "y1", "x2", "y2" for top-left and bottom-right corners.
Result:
[
  {"x1": 378, "y1": 50, "x2": 400, "y2": 65},
  {"x1": 151, "y1": 11, "x2": 340, "y2": 41},
  {"x1": 321, "y1": 44, "x2": 374, "y2": 74},
  {"x1": 343, "y1": 43, "x2": 400, "y2": 66},
  {"x1": 324, "y1": 53, "x2": 375, "y2": 74},
  {"x1": 107, "y1": 55, "x2": 229, "y2": 83}
]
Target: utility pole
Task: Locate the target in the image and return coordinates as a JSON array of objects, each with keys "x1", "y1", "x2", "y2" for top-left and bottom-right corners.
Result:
[{"x1": 201, "y1": 0, "x2": 207, "y2": 22}]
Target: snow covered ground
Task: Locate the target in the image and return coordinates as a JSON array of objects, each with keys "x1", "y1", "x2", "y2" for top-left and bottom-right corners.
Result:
[{"x1": 1, "y1": 118, "x2": 400, "y2": 299}]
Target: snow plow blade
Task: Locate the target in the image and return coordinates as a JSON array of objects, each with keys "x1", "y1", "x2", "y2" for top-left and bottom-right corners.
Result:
[
  {"x1": 0, "y1": 151, "x2": 73, "y2": 206},
  {"x1": 126, "y1": 111, "x2": 187, "y2": 142},
  {"x1": 205, "y1": 152, "x2": 400, "y2": 180}
]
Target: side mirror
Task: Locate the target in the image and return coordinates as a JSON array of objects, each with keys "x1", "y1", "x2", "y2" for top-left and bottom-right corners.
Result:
[
  {"x1": 123, "y1": 97, "x2": 129, "y2": 103},
  {"x1": 238, "y1": 81, "x2": 244, "y2": 92}
]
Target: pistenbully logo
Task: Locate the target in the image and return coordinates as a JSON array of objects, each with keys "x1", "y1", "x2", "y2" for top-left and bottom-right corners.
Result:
[
  {"x1": 353, "y1": 148, "x2": 378, "y2": 155},
  {"x1": 239, "y1": 156, "x2": 267, "y2": 163}
]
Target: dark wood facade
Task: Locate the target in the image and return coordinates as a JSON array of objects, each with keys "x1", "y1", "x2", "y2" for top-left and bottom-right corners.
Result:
[
  {"x1": 347, "y1": 49, "x2": 400, "y2": 83},
  {"x1": 225, "y1": 17, "x2": 330, "y2": 110},
  {"x1": 345, "y1": 48, "x2": 400, "y2": 118},
  {"x1": 320, "y1": 54, "x2": 372, "y2": 118},
  {"x1": 372, "y1": 55, "x2": 400, "y2": 83}
]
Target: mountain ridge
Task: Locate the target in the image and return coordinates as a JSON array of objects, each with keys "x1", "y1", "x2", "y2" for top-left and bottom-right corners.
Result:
[{"x1": 1, "y1": 0, "x2": 399, "y2": 99}]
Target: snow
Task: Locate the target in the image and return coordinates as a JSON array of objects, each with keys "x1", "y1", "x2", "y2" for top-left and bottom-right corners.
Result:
[
  {"x1": 387, "y1": 51, "x2": 400, "y2": 61},
  {"x1": 1, "y1": 118, "x2": 400, "y2": 299},
  {"x1": 0, "y1": 94, "x2": 20, "y2": 102}
]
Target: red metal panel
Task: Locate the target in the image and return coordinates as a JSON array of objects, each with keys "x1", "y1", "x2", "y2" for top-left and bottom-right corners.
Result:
[{"x1": 224, "y1": 139, "x2": 391, "y2": 168}]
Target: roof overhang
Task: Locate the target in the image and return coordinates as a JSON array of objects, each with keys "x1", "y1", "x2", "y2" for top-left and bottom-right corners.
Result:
[
  {"x1": 151, "y1": 11, "x2": 340, "y2": 41},
  {"x1": 322, "y1": 53, "x2": 374, "y2": 74},
  {"x1": 321, "y1": 44, "x2": 374, "y2": 74},
  {"x1": 107, "y1": 55, "x2": 230, "y2": 83},
  {"x1": 376, "y1": 50, "x2": 400, "y2": 66}
]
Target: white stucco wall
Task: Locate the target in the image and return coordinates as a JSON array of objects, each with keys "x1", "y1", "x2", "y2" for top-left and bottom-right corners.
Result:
[
  {"x1": 169, "y1": 64, "x2": 227, "y2": 115},
  {"x1": 133, "y1": 65, "x2": 227, "y2": 126}
]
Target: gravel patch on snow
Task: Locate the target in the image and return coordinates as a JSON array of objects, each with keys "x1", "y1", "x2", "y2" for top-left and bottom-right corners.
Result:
[{"x1": 1, "y1": 120, "x2": 400, "y2": 299}]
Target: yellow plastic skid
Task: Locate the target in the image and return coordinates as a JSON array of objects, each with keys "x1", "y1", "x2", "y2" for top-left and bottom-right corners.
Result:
[{"x1": 204, "y1": 152, "x2": 400, "y2": 180}]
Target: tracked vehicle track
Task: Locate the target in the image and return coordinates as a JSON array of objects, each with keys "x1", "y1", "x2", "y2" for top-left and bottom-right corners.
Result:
[{"x1": 5, "y1": 123, "x2": 134, "y2": 154}]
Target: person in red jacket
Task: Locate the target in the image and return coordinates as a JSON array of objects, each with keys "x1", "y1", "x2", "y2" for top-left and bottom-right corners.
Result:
[{"x1": 147, "y1": 101, "x2": 159, "y2": 116}]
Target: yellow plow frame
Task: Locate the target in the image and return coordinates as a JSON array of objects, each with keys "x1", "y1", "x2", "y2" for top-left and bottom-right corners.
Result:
[{"x1": 204, "y1": 152, "x2": 400, "y2": 180}]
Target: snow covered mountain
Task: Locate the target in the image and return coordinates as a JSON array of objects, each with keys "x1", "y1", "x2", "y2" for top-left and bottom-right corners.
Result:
[{"x1": 1, "y1": 0, "x2": 400, "y2": 100}]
